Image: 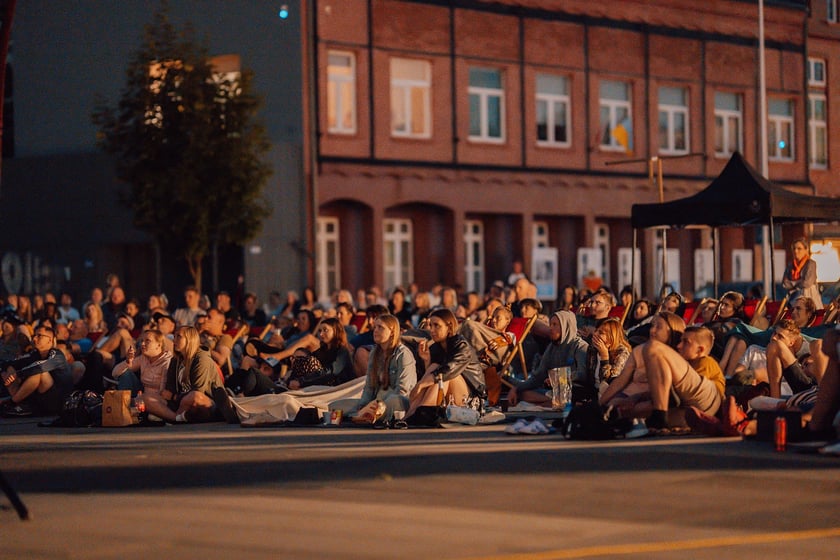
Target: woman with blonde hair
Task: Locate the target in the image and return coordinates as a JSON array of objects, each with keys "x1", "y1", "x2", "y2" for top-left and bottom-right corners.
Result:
[
  {"x1": 342, "y1": 314, "x2": 417, "y2": 423},
  {"x1": 144, "y1": 325, "x2": 221, "y2": 423},
  {"x1": 588, "y1": 317, "x2": 632, "y2": 385}
]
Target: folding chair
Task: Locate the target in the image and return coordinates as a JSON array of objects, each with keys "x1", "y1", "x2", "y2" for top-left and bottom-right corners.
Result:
[
  {"x1": 745, "y1": 296, "x2": 766, "y2": 326},
  {"x1": 682, "y1": 298, "x2": 707, "y2": 325},
  {"x1": 483, "y1": 315, "x2": 537, "y2": 405}
]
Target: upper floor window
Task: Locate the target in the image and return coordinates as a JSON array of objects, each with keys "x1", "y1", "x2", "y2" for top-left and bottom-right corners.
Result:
[
  {"x1": 829, "y1": 0, "x2": 837, "y2": 23},
  {"x1": 658, "y1": 86, "x2": 689, "y2": 154},
  {"x1": 536, "y1": 74, "x2": 570, "y2": 147},
  {"x1": 468, "y1": 67, "x2": 504, "y2": 142},
  {"x1": 599, "y1": 80, "x2": 632, "y2": 152},
  {"x1": 714, "y1": 92, "x2": 743, "y2": 157},
  {"x1": 808, "y1": 58, "x2": 827, "y2": 87},
  {"x1": 390, "y1": 57, "x2": 431, "y2": 138},
  {"x1": 809, "y1": 94, "x2": 828, "y2": 169},
  {"x1": 327, "y1": 51, "x2": 356, "y2": 134},
  {"x1": 768, "y1": 98, "x2": 794, "y2": 162}
]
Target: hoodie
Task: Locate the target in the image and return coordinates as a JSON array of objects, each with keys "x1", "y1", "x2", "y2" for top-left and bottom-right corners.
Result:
[{"x1": 516, "y1": 310, "x2": 590, "y2": 391}]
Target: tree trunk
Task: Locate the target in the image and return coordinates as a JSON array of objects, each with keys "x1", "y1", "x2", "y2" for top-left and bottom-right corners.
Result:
[{"x1": 187, "y1": 254, "x2": 203, "y2": 294}]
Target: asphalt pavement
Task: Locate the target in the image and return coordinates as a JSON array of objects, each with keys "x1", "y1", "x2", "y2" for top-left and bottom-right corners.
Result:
[{"x1": 2, "y1": 416, "x2": 840, "y2": 559}]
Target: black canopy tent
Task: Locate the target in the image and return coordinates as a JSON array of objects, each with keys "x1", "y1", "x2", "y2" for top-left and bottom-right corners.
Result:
[{"x1": 630, "y1": 151, "x2": 840, "y2": 298}]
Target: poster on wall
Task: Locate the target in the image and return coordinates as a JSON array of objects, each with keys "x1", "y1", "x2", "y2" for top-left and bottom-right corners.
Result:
[
  {"x1": 532, "y1": 246, "x2": 558, "y2": 300},
  {"x1": 694, "y1": 248, "x2": 714, "y2": 293},
  {"x1": 617, "y1": 248, "x2": 641, "y2": 292},
  {"x1": 654, "y1": 248, "x2": 680, "y2": 294},
  {"x1": 732, "y1": 250, "x2": 753, "y2": 282}
]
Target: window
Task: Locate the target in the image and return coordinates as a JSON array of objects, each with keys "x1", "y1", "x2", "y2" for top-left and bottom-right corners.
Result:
[
  {"x1": 714, "y1": 92, "x2": 743, "y2": 157},
  {"x1": 808, "y1": 58, "x2": 826, "y2": 87},
  {"x1": 536, "y1": 74, "x2": 570, "y2": 146},
  {"x1": 463, "y1": 220, "x2": 484, "y2": 293},
  {"x1": 533, "y1": 221, "x2": 549, "y2": 249},
  {"x1": 768, "y1": 99, "x2": 794, "y2": 162},
  {"x1": 390, "y1": 57, "x2": 431, "y2": 138},
  {"x1": 327, "y1": 51, "x2": 356, "y2": 134},
  {"x1": 658, "y1": 86, "x2": 689, "y2": 154},
  {"x1": 594, "y1": 223, "x2": 610, "y2": 287},
  {"x1": 829, "y1": 0, "x2": 837, "y2": 23},
  {"x1": 316, "y1": 218, "x2": 341, "y2": 301},
  {"x1": 383, "y1": 219, "x2": 413, "y2": 293},
  {"x1": 468, "y1": 67, "x2": 504, "y2": 142},
  {"x1": 599, "y1": 80, "x2": 632, "y2": 152},
  {"x1": 809, "y1": 94, "x2": 828, "y2": 169}
]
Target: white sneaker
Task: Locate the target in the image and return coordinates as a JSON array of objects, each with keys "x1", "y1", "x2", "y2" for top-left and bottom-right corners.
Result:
[
  {"x1": 518, "y1": 418, "x2": 550, "y2": 435},
  {"x1": 818, "y1": 441, "x2": 840, "y2": 456},
  {"x1": 505, "y1": 418, "x2": 530, "y2": 434},
  {"x1": 625, "y1": 419, "x2": 649, "y2": 439}
]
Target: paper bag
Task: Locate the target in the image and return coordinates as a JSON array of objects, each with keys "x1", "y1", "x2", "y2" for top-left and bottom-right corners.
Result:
[{"x1": 102, "y1": 390, "x2": 134, "y2": 427}]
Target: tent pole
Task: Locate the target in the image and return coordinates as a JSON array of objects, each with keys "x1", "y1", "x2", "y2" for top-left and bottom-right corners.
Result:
[
  {"x1": 632, "y1": 228, "x2": 638, "y2": 301},
  {"x1": 713, "y1": 227, "x2": 719, "y2": 298},
  {"x1": 657, "y1": 158, "x2": 668, "y2": 296},
  {"x1": 769, "y1": 216, "x2": 776, "y2": 299}
]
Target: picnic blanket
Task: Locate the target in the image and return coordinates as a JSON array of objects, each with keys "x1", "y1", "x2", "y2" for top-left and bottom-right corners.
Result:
[{"x1": 231, "y1": 377, "x2": 366, "y2": 426}]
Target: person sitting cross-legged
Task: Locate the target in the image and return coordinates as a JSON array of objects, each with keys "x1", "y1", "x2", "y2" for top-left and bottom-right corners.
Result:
[
  {"x1": 143, "y1": 326, "x2": 223, "y2": 423},
  {"x1": 1, "y1": 325, "x2": 73, "y2": 417},
  {"x1": 507, "y1": 310, "x2": 589, "y2": 408}
]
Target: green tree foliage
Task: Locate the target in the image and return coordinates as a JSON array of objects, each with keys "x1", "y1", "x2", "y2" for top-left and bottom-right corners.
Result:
[{"x1": 92, "y1": 3, "x2": 271, "y2": 292}]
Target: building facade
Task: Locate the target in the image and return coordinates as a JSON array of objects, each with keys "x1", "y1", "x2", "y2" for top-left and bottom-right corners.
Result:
[
  {"x1": 308, "y1": 0, "x2": 840, "y2": 301},
  {"x1": 2, "y1": 0, "x2": 839, "y2": 307}
]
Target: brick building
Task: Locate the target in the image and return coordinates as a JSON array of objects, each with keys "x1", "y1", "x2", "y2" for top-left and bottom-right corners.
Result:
[{"x1": 306, "y1": 0, "x2": 840, "y2": 301}]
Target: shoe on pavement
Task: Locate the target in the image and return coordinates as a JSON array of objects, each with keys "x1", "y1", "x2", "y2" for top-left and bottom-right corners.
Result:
[
  {"x1": 1, "y1": 401, "x2": 33, "y2": 417},
  {"x1": 624, "y1": 419, "x2": 649, "y2": 439},
  {"x1": 518, "y1": 418, "x2": 550, "y2": 435},
  {"x1": 505, "y1": 418, "x2": 530, "y2": 434},
  {"x1": 818, "y1": 441, "x2": 840, "y2": 456},
  {"x1": 213, "y1": 386, "x2": 239, "y2": 424}
]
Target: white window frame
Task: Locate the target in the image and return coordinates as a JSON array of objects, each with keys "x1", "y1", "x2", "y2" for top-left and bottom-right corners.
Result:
[
  {"x1": 714, "y1": 92, "x2": 743, "y2": 158},
  {"x1": 468, "y1": 67, "x2": 505, "y2": 143},
  {"x1": 809, "y1": 94, "x2": 828, "y2": 169},
  {"x1": 658, "y1": 86, "x2": 689, "y2": 155},
  {"x1": 599, "y1": 80, "x2": 632, "y2": 152},
  {"x1": 594, "y1": 223, "x2": 610, "y2": 287},
  {"x1": 829, "y1": 0, "x2": 838, "y2": 23},
  {"x1": 768, "y1": 99, "x2": 795, "y2": 162},
  {"x1": 463, "y1": 220, "x2": 484, "y2": 293},
  {"x1": 390, "y1": 57, "x2": 431, "y2": 139},
  {"x1": 327, "y1": 50, "x2": 356, "y2": 135},
  {"x1": 535, "y1": 74, "x2": 571, "y2": 147},
  {"x1": 808, "y1": 58, "x2": 827, "y2": 87},
  {"x1": 316, "y1": 217, "x2": 341, "y2": 301},
  {"x1": 383, "y1": 219, "x2": 413, "y2": 293},
  {"x1": 532, "y1": 221, "x2": 549, "y2": 249}
]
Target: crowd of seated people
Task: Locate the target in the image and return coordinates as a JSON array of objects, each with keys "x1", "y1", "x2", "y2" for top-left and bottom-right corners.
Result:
[{"x1": 0, "y1": 269, "x2": 838, "y2": 453}]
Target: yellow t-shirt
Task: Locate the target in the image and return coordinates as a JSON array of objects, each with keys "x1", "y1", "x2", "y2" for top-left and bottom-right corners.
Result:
[{"x1": 690, "y1": 355, "x2": 726, "y2": 399}]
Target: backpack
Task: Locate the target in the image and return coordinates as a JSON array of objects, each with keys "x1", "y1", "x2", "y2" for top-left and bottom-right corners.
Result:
[
  {"x1": 48, "y1": 390, "x2": 103, "y2": 427},
  {"x1": 557, "y1": 400, "x2": 629, "y2": 440}
]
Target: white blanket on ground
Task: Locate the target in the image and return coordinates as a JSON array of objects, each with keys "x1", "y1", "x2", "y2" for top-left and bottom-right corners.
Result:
[{"x1": 231, "y1": 377, "x2": 366, "y2": 426}]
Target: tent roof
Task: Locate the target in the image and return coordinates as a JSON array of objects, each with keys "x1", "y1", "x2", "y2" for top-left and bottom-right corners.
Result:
[{"x1": 631, "y1": 152, "x2": 840, "y2": 228}]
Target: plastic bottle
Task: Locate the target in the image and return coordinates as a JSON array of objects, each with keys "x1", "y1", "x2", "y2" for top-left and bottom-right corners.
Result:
[
  {"x1": 436, "y1": 375, "x2": 445, "y2": 406},
  {"x1": 135, "y1": 391, "x2": 146, "y2": 414}
]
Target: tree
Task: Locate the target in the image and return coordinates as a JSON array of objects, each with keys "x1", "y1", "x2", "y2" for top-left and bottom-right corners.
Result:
[{"x1": 92, "y1": 3, "x2": 271, "y2": 293}]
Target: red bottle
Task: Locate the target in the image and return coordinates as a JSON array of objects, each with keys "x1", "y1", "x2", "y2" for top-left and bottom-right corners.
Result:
[{"x1": 775, "y1": 416, "x2": 787, "y2": 452}]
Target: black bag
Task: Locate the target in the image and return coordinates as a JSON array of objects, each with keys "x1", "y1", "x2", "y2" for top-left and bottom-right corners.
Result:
[
  {"x1": 291, "y1": 406, "x2": 321, "y2": 425},
  {"x1": 557, "y1": 400, "x2": 628, "y2": 440},
  {"x1": 42, "y1": 390, "x2": 103, "y2": 427},
  {"x1": 405, "y1": 405, "x2": 442, "y2": 428}
]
